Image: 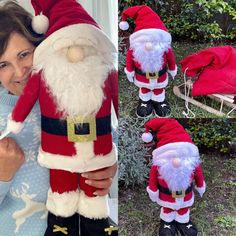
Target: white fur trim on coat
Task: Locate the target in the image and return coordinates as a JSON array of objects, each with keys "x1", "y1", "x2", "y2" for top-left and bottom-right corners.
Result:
[
  {"x1": 168, "y1": 65, "x2": 177, "y2": 78},
  {"x1": 6, "y1": 113, "x2": 24, "y2": 134},
  {"x1": 130, "y1": 29, "x2": 172, "y2": 46},
  {"x1": 38, "y1": 144, "x2": 117, "y2": 173},
  {"x1": 34, "y1": 24, "x2": 116, "y2": 66},
  {"x1": 156, "y1": 191, "x2": 195, "y2": 210},
  {"x1": 160, "y1": 207, "x2": 176, "y2": 222},
  {"x1": 124, "y1": 68, "x2": 135, "y2": 83},
  {"x1": 195, "y1": 181, "x2": 206, "y2": 197},
  {"x1": 46, "y1": 188, "x2": 79, "y2": 217},
  {"x1": 77, "y1": 190, "x2": 109, "y2": 219},
  {"x1": 175, "y1": 209, "x2": 190, "y2": 223},
  {"x1": 134, "y1": 75, "x2": 168, "y2": 90},
  {"x1": 146, "y1": 186, "x2": 159, "y2": 202},
  {"x1": 152, "y1": 142, "x2": 199, "y2": 166}
]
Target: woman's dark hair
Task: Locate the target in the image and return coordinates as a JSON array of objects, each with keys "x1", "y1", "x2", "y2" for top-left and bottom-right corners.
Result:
[{"x1": 0, "y1": 0, "x2": 43, "y2": 56}]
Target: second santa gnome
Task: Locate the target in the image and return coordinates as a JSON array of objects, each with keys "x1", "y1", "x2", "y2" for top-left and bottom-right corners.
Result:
[
  {"x1": 119, "y1": 5, "x2": 177, "y2": 117},
  {"x1": 142, "y1": 118, "x2": 206, "y2": 236},
  {"x1": 5, "y1": 0, "x2": 118, "y2": 235}
]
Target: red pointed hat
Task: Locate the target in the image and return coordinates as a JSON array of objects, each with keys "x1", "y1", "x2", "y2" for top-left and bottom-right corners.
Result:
[
  {"x1": 119, "y1": 5, "x2": 171, "y2": 45},
  {"x1": 31, "y1": 0, "x2": 116, "y2": 63},
  {"x1": 142, "y1": 118, "x2": 199, "y2": 163}
]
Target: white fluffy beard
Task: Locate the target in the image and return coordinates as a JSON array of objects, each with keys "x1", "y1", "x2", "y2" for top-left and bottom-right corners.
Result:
[
  {"x1": 156, "y1": 156, "x2": 200, "y2": 192},
  {"x1": 34, "y1": 52, "x2": 111, "y2": 117},
  {"x1": 131, "y1": 42, "x2": 170, "y2": 73}
]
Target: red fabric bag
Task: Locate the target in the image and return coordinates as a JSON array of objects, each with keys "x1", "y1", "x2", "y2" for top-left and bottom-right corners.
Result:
[{"x1": 180, "y1": 46, "x2": 236, "y2": 96}]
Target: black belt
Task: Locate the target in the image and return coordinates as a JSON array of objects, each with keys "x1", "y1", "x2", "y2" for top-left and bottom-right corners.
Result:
[
  {"x1": 158, "y1": 184, "x2": 193, "y2": 197},
  {"x1": 41, "y1": 115, "x2": 111, "y2": 137},
  {"x1": 135, "y1": 67, "x2": 167, "y2": 77}
]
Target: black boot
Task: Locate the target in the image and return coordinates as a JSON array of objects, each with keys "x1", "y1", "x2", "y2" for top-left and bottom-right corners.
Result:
[
  {"x1": 136, "y1": 99, "x2": 153, "y2": 118},
  {"x1": 175, "y1": 221, "x2": 198, "y2": 236},
  {"x1": 80, "y1": 215, "x2": 118, "y2": 236},
  {"x1": 44, "y1": 212, "x2": 79, "y2": 236},
  {"x1": 152, "y1": 101, "x2": 171, "y2": 117},
  {"x1": 159, "y1": 220, "x2": 176, "y2": 236}
]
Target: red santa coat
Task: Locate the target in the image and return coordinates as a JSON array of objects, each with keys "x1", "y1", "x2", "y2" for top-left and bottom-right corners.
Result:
[
  {"x1": 125, "y1": 48, "x2": 176, "y2": 90},
  {"x1": 11, "y1": 70, "x2": 118, "y2": 173},
  {"x1": 148, "y1": 164, "x2": 205, "y2": 210}
]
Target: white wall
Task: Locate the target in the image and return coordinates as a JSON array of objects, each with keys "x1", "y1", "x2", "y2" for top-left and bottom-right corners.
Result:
[
  {"x1": 16, "y1": 0, "x2": 34, "y2": 14},
  {"x1": 78, "y1": 0, "x2": 118, "y2": 49}
]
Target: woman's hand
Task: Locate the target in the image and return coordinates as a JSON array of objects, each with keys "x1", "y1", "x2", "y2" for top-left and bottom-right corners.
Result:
[
  {"x1": 82, "y1": 162, "x2": 117, "y2": 196},
  {"x1": 0, "y1": 138, "x2": 25, "y2": 182}
]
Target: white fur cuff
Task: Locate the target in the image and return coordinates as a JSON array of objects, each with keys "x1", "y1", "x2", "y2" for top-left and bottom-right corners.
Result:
[
  {"x1": 195, "y1": 181, "x2": 206, "y2": 197},
  {"x1": 124, "y1": 68, "x2": 134, "y2": 82},
  {"x1": 146, "y1": 186, "x2": 159, "y2": 202},
  {"x1": 46, "y1": 188, "x2": 79, "y2": 217},
  {"x1": 7, "y1": 113, "x2": 24, "y2": 134},
  {"x1": 175, "y1": 209, "x2": 190, "y2": 223},
  {"x1": 77, "y1": 190, "x2": 109, "y2": 219},
  {"x1": 168, "y1": 65, "x2": 177, "y2": 78},
  {"x1": 160, "y1": 208, "x2": 176, "y2": 222}
]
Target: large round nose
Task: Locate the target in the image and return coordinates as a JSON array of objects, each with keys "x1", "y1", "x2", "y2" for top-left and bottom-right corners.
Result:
[
  {"x1": 67, "y1": 46, "x2": 85, "y2": 63},
  {"x1": 145, "y1": 42, "x2": 153, "y2": 51},
  {"x1": 172, "y1": 157, "x2": 181, "y2": 168}
]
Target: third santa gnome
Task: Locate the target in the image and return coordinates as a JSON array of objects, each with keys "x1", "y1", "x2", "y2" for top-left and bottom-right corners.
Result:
[
  {"x1": 4, "y1": 0, "x2": 118, "y2": 235},
  {"x1": 119, "y1": 5, "x2": 177, "y2": 117},
  {"x1": 142, "y1": 118, "x2": 206, "y2": 236}
]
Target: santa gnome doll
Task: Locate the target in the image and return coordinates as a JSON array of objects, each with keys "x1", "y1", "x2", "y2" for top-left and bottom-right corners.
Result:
[
  {"x1": 1, "y1": 0, "x2": 118, "y2": 235},
  {"x1": 142, "y1": 118, "x2": 206, "y2": 236},
  {"x1": 119, "y1": 5, "x2": 177, "y2": 118}
]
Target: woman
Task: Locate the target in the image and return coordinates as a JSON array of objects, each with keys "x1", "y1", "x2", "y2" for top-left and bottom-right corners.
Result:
[{"x1": 0, "y1": 2, "x2": 117, "y2": 235}]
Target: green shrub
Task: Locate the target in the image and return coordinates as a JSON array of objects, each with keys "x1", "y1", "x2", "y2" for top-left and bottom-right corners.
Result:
[
  {"x1": 187, "y1": 119, "x2": 236, "y2": 154},
  {"x1": 118, "y1": 36, "x2": 126, "y2": 72},
  {"x1": 119, "y1": 0, "x2": 236, "y2": 41},
  {"x1": 118, "y1": 117, "x2": 151, "y2": 187}
]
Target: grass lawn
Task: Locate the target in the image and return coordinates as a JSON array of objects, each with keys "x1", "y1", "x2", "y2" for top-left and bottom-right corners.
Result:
[
  {"x1": 119, "y1": 41, "x2": 236, "y2": 118},
  {"x1": 119, "y1": 154, "x2": 236, "y2": 236}
]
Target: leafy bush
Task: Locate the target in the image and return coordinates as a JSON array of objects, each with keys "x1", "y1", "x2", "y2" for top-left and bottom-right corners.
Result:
[
  {"x1": 187, "y1": 119, "x2": 236, "y2": 154},
  {"x1": 118, "y1": 117, "x2": 151, "y2": 187},
  {"x1": 119, "y1": 0, "x2": 236, "y2": 41},
  {"x1": 118, "y1": 36, "x2": 126, "y2": 72},
  {"x1": 119, "y1": 0, "x2": 159, "y2": 12}
]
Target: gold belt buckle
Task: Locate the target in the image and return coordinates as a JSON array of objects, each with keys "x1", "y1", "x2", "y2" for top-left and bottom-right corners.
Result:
[
  {"x1": 146, "y1": 72, "x2": 159, "y2": 80},
  {"x1": 67, "y1": 116, "x2": 96, "y2": 142},
  {"x1": 172, "y1": 190, "x2": 185, "y2": 198}
]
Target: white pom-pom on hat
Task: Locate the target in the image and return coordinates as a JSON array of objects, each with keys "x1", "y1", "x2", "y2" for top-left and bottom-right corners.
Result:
[
  {"x1": 32, "y1": 13, "x2": 49, "y2": 34},
  {"x1": 142, "y1": 132, "x2": 153, "y2": 143},
  {"x1": 119, "y1": 21, "x2": 129, "y2": 30}
]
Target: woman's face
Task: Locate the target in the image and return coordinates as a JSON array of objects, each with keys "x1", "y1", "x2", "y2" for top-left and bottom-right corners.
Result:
[{"x1": 0, "y1": 32, "x2": 35, "y2": 96}]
